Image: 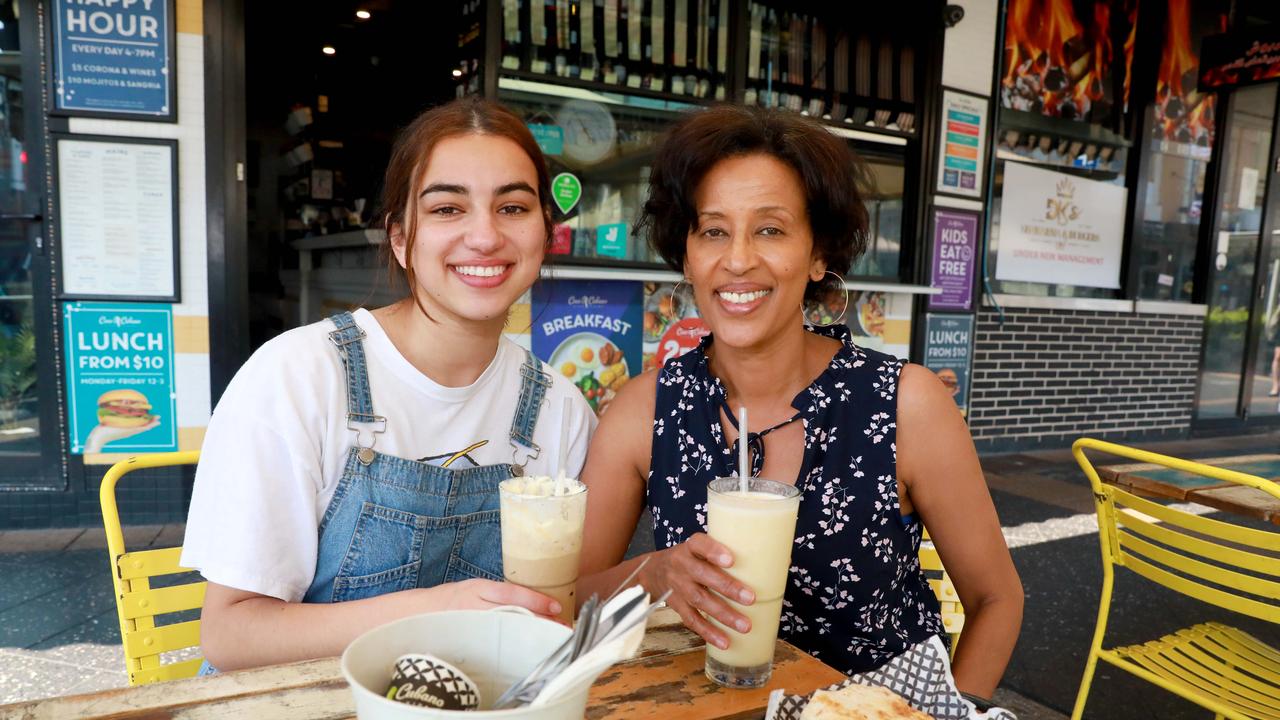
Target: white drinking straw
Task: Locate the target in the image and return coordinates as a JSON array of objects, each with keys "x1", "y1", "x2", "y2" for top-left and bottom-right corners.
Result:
[
  {"x1": 556, "y1": 395, "x2": 571, "y2": 495},
  {"x1": 738, "y1": 405, "x2": 749, "y2": 494}
]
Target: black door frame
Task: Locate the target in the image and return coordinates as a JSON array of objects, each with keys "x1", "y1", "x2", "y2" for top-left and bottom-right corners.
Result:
[
  {"x1": 1191, "y1": 80, "x2": 1280, "y2": 433},
  {"x1": 204, "y1": 0, "x2": 250, "y2": 406},
  {"x1": 1, "y1": 0, "x2": 66, "y2": 491}
]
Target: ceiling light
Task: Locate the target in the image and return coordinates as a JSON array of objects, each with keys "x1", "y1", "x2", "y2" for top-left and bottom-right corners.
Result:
[
  {"x1": 355, "y1": 9, "x2": 371, "y2": 20},
  {"x1": 322, "y1": 46, "x2": 336, "y2": 55}
]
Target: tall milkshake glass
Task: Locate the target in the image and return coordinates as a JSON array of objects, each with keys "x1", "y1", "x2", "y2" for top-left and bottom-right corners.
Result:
[
  {"x1": 704, "y1": 476, "x2": 801, "y2": 688},
  {"x1": 498, "y1": 476, "x2": 588, "y2": 625}
]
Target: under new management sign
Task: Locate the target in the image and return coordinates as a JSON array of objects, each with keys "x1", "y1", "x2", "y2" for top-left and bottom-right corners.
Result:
[{"x1": 996, "y1": 162, "x2": 1125, "y2": 289}]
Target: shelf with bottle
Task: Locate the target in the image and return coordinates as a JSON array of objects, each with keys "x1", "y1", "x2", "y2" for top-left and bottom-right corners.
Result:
[
  {"x1": 277, "y1": 101, "x2": 373, "y2": 242},
  {"x1": 995, "y1": 108, "x2": 1129, "y2": 181},
  {"x1": 498, "y1": 0, "x2": 730, "y2": 103},
  {"x1": 743, "y1": 2, "x2": 921, "y2": 135}
]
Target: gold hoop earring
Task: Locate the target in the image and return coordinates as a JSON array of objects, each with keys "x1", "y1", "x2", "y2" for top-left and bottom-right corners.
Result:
[
  {"x1": 668, "y1": 278, "x2": 689, "y2": 309},
  {"x1": 803, "y1": 271, "x2": 850, "y2": 328}
]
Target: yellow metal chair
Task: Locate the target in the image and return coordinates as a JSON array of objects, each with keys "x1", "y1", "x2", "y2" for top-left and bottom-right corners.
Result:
[
  {"x1": 920, "y1": 528, "x2": 965, "y2": 655},
  {"x1": 100, "y1": 451, "x2": 205, "y2": 685},
  {"x1": 1072, "y1": 438, "x2": 1280, "y2": 720}
]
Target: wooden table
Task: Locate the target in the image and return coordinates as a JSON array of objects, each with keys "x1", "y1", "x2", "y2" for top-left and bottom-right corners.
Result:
[
  {"x1": 1096, "y1": 453, "x2": 1280, "y2": 525},
  {"x1": 0, "y1": 609, "x2": 846, "y2": 720}
]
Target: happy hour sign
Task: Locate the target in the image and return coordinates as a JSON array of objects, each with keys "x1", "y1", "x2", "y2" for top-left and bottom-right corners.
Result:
[{"x1": 929, "y1": 208, "x2": 979, "y2": 311}]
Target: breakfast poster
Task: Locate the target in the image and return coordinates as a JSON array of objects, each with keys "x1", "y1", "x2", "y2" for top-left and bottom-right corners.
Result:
[
  {"x1": 532, "y1": 280, "x2": 642, "y2": 415},
  {"x1": 63, "y1": 302, "x2": 178, "y2": 454}
]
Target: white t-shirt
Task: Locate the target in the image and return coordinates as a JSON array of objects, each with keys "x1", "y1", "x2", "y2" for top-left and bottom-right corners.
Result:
[{"x1": 181, "y1": 308, "x2": 597, "y2": 602}]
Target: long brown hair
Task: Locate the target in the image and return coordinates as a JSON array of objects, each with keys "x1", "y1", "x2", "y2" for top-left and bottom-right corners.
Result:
[{"x1": 378, "y1": 96, "x2": 553, "y2": 315}]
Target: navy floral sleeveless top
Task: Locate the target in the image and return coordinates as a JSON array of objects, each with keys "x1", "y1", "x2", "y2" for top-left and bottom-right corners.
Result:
[{"x1": 647, "y1": 324, "x2": 943, "y2": 675}]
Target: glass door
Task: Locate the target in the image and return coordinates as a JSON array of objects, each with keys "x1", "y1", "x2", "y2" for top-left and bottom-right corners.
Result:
[
  {"x1": 1196, "y1": 81, "x2": 1280, "y2": 425},
  {"x1": 0, "y1": 0, "x2": 61, "y2": 489},
  {"x1": 1252, "y1": 231, "x2": 1280, "y2": 418}
]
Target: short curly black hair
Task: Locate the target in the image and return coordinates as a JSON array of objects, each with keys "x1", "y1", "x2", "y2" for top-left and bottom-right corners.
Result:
[{"x1": 637, "y1": 105, "x2": 870, "y2": 303}]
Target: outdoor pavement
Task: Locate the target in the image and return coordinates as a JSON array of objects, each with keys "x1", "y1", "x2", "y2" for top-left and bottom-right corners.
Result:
[{"x1": 1, "y1": 431, "x2": 1278, "y2": 717}]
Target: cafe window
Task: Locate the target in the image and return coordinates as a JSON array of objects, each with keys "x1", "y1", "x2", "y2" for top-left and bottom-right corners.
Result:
[
  {"x1": 986, "y1": 0, "x2": 1137, "y2": 298},
  {"x1": 1131, "y1": 0, "x2": 1226, "y2": 302},
  {"x1": 490, "y1": 1, "x2": 923, "y2": 282}
]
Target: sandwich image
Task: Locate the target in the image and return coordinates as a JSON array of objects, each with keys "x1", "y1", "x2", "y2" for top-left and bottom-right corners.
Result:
[{"x1": 96, "y1": 389, "x2": 154, "y2": 428}]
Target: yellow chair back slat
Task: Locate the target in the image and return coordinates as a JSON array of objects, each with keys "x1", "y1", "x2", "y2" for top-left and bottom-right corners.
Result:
[
  {"x1": 117, "y1": 547, "x2": 193, "y2": 581},
  {"x1": 121, "y1": 582, "x2": 207, "y2": 621},
  {"x1": 1114, "y1": 506, "x2": 1280, "y2": 576},
  {"x1": 122, "y1": 619, "x2": 202, "y2": 660},
  {"x1": 1116, "y1": 528, "x2": 1279, "y2": 623},
  {"x1": 100, "y1": 451, "x2": 204, "y2": 686},
  {"x1": 1114, "y1": 487, "x2": 1280, "y2": 552},
  {"x1": 1117, "y1": 531, "x2": 1280, "y2": 602},
  {"x1": 1070, "y1": 439, "x2": 1280, "y2": 720}
]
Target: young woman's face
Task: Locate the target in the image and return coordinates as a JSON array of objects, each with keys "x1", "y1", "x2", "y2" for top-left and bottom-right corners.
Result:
[
  {"x1": 683, "y1": 153, "x2": 825, "y2": 350},
  {"x1": 392, "y1": 133, "x2": 546, "y2": 326}
]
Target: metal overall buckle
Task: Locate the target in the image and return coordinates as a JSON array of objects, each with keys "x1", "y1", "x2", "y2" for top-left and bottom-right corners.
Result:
[
  {"x1": 509, "y1": 440, "x2": 541, "y2": 477},
  {"x1": 348, "y1": 414, "x2": 387, "y2": 465}
]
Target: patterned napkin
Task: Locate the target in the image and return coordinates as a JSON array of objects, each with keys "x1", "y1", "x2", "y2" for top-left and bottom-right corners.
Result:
[{"x1": 765, "y1": 636, "x2": 1017, "y2": 720}]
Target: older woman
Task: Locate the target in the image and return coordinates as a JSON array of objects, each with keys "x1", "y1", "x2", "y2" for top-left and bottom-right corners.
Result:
[{"x1": 577, "y1": 106, "x2": 1022, "y2": 701}]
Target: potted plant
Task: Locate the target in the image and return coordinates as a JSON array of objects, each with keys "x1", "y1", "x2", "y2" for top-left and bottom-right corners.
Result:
[{"x1": 0, "y1": 323, "x2": 36, "y2": 428}]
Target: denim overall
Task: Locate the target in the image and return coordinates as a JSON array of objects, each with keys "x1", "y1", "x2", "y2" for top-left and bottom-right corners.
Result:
[
  {"x1": 303, "y1": 311, "x2": 551, "y2": 601},
  {"x1": 199, "y1": 312, "x2": 549, "y2": 673}
]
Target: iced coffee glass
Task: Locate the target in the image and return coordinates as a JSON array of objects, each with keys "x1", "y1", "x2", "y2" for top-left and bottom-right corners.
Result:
[
  {"x1": 498, "y1": 476, "x2": 588, "y2": 625},
  {"x1": 704, "y1": 477, "x2": 801, "y2": 688}
]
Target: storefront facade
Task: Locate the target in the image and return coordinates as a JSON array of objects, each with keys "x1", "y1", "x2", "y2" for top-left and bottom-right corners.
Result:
[{"x1": 2, "y1": 0, "x2": 1275, "y2": 528}]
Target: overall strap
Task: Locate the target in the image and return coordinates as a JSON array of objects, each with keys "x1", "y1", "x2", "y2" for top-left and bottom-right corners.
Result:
[
  {"x1": 328, "y1": 312, "x2": 385, "y2": 464},
  {"x1": 509, "y1": 348, "x2": 552, "y2": 474}
]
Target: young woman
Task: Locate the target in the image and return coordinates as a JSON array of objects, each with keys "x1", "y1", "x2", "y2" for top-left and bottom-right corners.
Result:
[
  {"x1": 182, "y1": 97, "x2": 596, "y2": 671},
  {"x1": 578, "y1": 106, "x2": 1022, "y2": 700}
]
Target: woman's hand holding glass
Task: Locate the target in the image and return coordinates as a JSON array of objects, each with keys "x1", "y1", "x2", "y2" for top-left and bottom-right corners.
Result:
[{"x1": 640, "y1": 532, "x2": 755, "y2": 649}]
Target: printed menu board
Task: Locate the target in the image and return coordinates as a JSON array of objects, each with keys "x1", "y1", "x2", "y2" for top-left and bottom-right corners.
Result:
[
  {"x1": 55, "y1": 135, "x2": 179, "y2": 301},
  {"x1": 532, "y1": 279, "x2": 642, "y2": 416},
  {"x1": 936, "y1": 90, "x2": 987, "y2": 198}
]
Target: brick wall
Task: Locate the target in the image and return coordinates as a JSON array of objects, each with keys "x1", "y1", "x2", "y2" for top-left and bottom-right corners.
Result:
[{"x1": 967, "y1": 304, "x2": 1204, "y2": 452}]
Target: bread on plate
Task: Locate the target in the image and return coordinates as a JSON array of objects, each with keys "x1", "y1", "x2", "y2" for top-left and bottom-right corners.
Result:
[{"x1": 798, "y1": 684, "x2": 934, "y2": 720}]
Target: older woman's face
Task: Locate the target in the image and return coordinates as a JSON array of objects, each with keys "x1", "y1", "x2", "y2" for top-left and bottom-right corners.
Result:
[{"x1": 684, "y1": 153, "x2": 825, "y2": 350}]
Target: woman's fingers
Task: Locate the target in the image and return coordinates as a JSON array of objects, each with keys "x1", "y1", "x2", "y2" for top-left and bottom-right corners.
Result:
[
  {"x1": 686, "y1": 533, "x2": 734, "y2": 567},
  {"x1": 679, "y1": 537, "x2": 755, "y2": 605},
  {"x1": 474, "y1": 580, "x2": 563, "y2": 619},
  {"x1": 685, "y1": 583, "x2": 750, "y2": 636},
  {"x1": 671, "y1": 597, "x2": 729, "y2": 649}
]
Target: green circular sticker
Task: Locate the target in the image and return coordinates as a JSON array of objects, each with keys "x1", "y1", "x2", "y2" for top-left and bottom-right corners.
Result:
[{"x1": 552, "y1": 173, "x2": 582, "y2": 215}]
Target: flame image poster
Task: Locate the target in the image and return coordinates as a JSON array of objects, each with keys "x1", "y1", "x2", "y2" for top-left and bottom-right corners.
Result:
[
  {"x1": 995, "y1": 162, "x2": 1125, "y2": 288},
  {"x1": 532, "y1": 280, "x2": 642, "y2": 416},
  {"x1": 1000, "y1": 0, "x2": 1135, "y2": 126}
]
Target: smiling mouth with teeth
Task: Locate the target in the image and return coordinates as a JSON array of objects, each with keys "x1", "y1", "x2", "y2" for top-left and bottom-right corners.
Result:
[
  {"x1": 453, "y1": 265, "x2": 510, "y2": 278},
  {"x1": 718, "y1": 289, "x2": 771, "y2": 304}
]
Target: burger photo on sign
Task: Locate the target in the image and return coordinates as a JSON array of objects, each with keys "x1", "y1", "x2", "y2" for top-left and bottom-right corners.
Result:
[
  {"x1": 85, "y1": 389, "x2": 161, "y2": 453},
  {"x1": 97, "y1": 389, "x2": 154, "y2": 427}
]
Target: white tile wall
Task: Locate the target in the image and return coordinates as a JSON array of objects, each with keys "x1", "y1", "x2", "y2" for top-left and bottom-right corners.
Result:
[
  {"x1": 173, "y1": 352, "x2": 212, "y2": 426},
  {"x1": 68, "y1": 32, "x2": 211, "y2": 429},
  {"x1": 941, "y1": 0, "x2": 998, "y2": 96}
]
